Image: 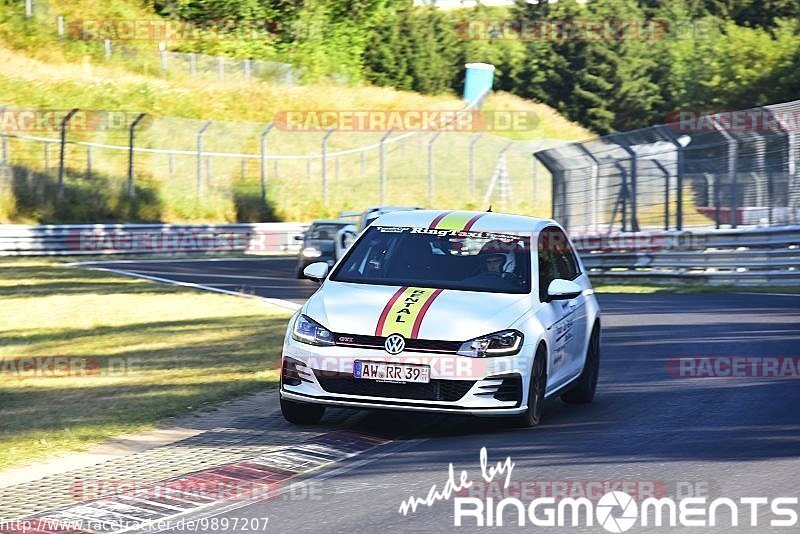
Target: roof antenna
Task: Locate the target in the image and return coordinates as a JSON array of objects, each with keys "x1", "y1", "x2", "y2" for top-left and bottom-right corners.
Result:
[{"x1": 487, "y1": 205, "x2": 493, "y2": 212}]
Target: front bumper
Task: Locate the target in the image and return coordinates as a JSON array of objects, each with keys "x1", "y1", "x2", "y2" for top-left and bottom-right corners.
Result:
[{"x1": 280, "y1": 337, "x2": 531, "y2": 416}]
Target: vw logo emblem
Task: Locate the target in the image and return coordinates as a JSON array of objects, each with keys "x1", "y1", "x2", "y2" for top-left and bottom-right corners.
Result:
[{"x1": 384, "y1": 334, "x2": 405, "y2": 355}]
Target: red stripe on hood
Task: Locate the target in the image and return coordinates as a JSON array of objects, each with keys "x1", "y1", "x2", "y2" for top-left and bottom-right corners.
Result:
[
  {"x1": 428, "y1": 211, "x2": 452, "y2": 229},
  {"x1": 410, "y1": 288, "x2": 444, "y2": 339},
  {"x1": 462, "y1": 213, "x2": 486, "y2": 231},
  {"x1": 375, "y1": 286, "x2": 407, "y2": 336}
]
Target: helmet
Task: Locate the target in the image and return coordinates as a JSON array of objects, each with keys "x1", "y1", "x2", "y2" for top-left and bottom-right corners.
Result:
[{"x1": 479, "y1": 240, "x2": 516, "y2": 275}]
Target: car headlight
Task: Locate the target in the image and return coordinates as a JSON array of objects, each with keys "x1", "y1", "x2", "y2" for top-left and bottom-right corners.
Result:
[
  {"x1": 302, "y1": 246, "x2": 322, "y2": 258},
  {"x1": 292, "y1": 314, "x2": 335, "y2": 346},
  {"x1": 457, "y1": 330, "x2": 523, "y2": 358}
]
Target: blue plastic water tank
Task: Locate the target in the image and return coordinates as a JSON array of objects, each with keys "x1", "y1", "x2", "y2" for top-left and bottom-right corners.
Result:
[{"x1": 463, "y1": 63, "x2": 495, "y2": 103}]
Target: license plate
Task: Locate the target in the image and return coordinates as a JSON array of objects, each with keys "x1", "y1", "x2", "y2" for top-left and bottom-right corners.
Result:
[{"x1": 353, "y1": 360, "x2": 430, "y2": 384}]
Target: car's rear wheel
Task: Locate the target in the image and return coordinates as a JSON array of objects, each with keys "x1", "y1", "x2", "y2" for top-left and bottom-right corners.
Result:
[
  {"x1": 280, "y1": 395, "x2": 325, "y2": 424},
  {"x1": 514, "y1": 345, "x2": 547, "y2": 427},
  {"x1": 561, "y1": 323, "x2": 600, "y2": 404}
]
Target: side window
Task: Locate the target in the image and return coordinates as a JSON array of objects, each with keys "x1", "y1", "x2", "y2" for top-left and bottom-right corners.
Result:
[{"x1": 538, "y1": 227, "x2": 580, "y2": 300}]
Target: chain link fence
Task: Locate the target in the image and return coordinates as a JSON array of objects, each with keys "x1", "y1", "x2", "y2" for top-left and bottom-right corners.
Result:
[
  {"x1": 0, "y1": 96, "x2": 560, "y2": 223},
  {"x1": 535, "y1": 100, "x2": 800, "y2": 232},
  {"x1": 101, "y1": 42, "x2": 302, "y2": 85}
]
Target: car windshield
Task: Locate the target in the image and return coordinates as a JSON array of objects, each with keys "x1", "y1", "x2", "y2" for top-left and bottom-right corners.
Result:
[
  {"x1": 331, "y1": 226, "x2": 531, "y2": 294},
  {"x1": 306, "y1": 223, "x2": 348, "y2": 240}
]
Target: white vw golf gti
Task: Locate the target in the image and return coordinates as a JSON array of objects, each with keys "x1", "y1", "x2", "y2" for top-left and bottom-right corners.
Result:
[{"x1": 280, "y1": 210, "x2": 600, "y2": 427}]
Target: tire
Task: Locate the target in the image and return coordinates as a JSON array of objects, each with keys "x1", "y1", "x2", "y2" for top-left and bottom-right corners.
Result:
[
  {"x1": 280, "y1": 395, "x2": 325, "y2": 425},
  {"x1": 561, "y1": 323, "x2": 600, "y2": 404},
  {"x1": 514, "y1": 345, "x2": 547, "y2": 427}
]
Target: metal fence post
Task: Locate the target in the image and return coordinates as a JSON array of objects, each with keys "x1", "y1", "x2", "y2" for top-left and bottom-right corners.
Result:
[
  {"x1": 86, "y1": 147, "x2": 91, "y2": 178},
  {"x1": 57, "y1": 108, "x2": 79, "y2": 199},
  {"x1": 610, "y1": 135, "x2": 639, "y2": 232},
  {"x1": 26, "y1": 0, "x2": 32, "y2": 17},
  {"x1": 652, "y1": 160, "x2": 671, "y2": 230},
  {"x1": 469, "y1": 133, "x2": 482, "y2": 198},
  {"x1": 44, "y1": 143, "x2": 50, "y2": 173},
  {"x1": 128, "y1": 113, "x2": 146, "y2": 198},
  {"x1": 751, "y1": 132, "x2": 767, "y2": 223},
  {"x1": 614, "y1": 162, "x2": 630, "y2": 232},
  {"x1": 658, "y1": 126, "x2": 686, "y2": 230},
  {"x1": 1, "y1": 134, "x2": 7, "y2": 165},
  {"x1": 259, "y1": 124, "x2": 274, "y2": 202},
  {"x1": 575, "y1": 144, "x2": 600, "y2": 231},
  {"x1": 104, "y1": 39, "x2": 111, "y2": 61},
  {"x1": 427, "y1": 132, "x2": 441, "y2": 206},
  {"x1": 196, "y1": 121, "x2": 211, "y2": 198},
  {"x1": 57, "y1": 16, "x2": 64, "y2": 39},
  {"x1": 712, "y1": 117, "x2": 739, "y2": 228},
  {"x1": 159, "y1": 42, "x2": 167, "y2": 78},
  {"x1": 244, "y1": 59, "x2": 252, "y2": 82},
  {"x1": 775, "y1": 112, "x2": 797, "y2": 224},
  {"x1": 379, "y1": 131, "x2": 393, "y2": 204},
  {"x1": 321, "y1": 128, "x2": 334, "y2": 204}
]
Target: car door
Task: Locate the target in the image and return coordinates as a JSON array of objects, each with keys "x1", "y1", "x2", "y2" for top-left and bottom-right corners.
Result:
[{"x1": 537, "y1": 226, "x2": 588, "y2": 390}]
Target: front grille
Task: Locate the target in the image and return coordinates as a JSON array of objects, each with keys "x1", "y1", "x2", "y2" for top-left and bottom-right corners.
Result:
[
  {"x1": 314, "y1": 371, "x2": 475, "y2": 401},
  {"x1": 333, "y1": 333, "x2": 461, "y2": 354}
]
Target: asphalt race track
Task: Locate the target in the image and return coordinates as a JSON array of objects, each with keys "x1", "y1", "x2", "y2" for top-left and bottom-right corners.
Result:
[{"x1": 78, "y1": 258, "x2": 800, "y2": 533}]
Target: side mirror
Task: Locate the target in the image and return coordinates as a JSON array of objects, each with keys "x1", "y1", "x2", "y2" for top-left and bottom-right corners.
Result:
[
  {"x1": 303, "y1": 262, "x2": 329, "y2": 282},
  {"x1": 335, "y1": 225, "x2": 357, "y2": 261},
  {"x1": 342, "y1": 229, "x2": 357, "y2": 249},
  {"x1": 546, "y1": 279, "x2": 582, "y2": 302},
  {"x1": 293, "y1": 235, "x2": 304, "y2": 241}
]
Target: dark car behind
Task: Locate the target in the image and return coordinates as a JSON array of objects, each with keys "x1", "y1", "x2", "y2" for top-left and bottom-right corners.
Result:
[{"x1": 295, "y1": 220, "x2": 354, "y2": 277}]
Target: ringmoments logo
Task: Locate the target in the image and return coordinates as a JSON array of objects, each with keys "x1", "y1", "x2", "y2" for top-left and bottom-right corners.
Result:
[{"x1": 398, "y1": 448, "x2": 799, "y2": 530}]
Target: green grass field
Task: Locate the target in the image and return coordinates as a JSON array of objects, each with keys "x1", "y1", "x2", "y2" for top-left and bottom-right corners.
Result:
[
  {"x1": 0, "y1": 257, "x2": 291, "y2": 471},
  {"x1": 0, "y1": 0, "x2": 591, "y2": 224}
]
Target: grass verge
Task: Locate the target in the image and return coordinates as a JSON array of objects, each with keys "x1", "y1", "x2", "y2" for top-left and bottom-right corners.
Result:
[{"x1": 0, "y1": 257, "x2": 291, "y2": 471}]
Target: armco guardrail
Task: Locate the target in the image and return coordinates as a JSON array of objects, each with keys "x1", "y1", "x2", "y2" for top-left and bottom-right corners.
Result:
[
  {"x1": 1, "y1": 222, "x2": 797, "y2": 286},
  {"x1": 578, "y1": 225, "x2": 800, "y2": 285},
  {"x1": 0, "y1": 223, "x2": 307, "y2": 256}
]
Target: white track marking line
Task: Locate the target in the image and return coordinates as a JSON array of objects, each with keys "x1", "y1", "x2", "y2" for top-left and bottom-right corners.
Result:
[{"x1": 69, "y1": 264, "x2": 301, "y2": 312}]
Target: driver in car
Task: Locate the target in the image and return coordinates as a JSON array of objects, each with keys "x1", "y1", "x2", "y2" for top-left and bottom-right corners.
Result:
[{"x1": 466, "y1": 244, "x2": 521, "y2": 289}]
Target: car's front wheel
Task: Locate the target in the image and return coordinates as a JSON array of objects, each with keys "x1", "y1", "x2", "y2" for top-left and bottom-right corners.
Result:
[
  {"x1": 561, "y1": 323, "x2": 600, "y2": 404},
  {"x1": 514, "y1": 345, "x2": 547, "y2": 427},
  {"x1": 280, "y1": 395, "x2": 325, "y2": 424}
]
